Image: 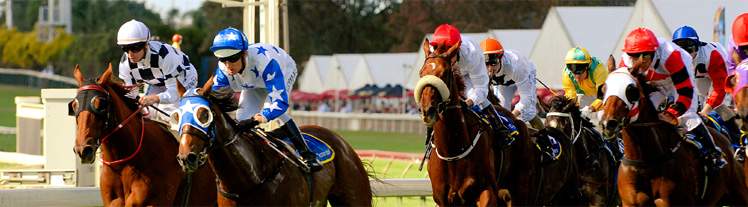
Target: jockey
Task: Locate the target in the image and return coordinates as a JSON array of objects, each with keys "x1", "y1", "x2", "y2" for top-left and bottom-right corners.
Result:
[
  {"x1": 621, "y1": 27, "x2": 726, "y2": 172},
  {"x1": 561, "y1": 47, "x2": 609, "y2": 116},
  {"x1": 729, "y1": 13, "x2": 748, "y2": 90},
  {"x1": 478, "y1": 37, "x2": 519, "y2": 140},
  {"x1": 116, "y1": 20, "x2": 198, "y2": 121},
  {"x1": 480, "y1": 37, "x2": 543, "y2": 129},
  {"x1": 672, "y1": 26, "x2": 729, "y2": 116},
  {"x1": 208, "y1": 27, "x2": 322, "y2": 171}
]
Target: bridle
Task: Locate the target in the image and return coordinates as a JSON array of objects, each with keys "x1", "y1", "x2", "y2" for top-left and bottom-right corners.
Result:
[
  {"x1": 71, "y1": 84, "x2": 146, "y2": 166},
  {"x1": 546, "y1": 111, "x2": 582, "y2": 144},
  {"x1": 419, "y1": 52, "x2": 488, "y2": 161}
]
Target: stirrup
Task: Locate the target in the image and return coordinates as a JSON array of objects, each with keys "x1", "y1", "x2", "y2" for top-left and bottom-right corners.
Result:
[
  {"x1": 735, "y1": 147, "x2": 746, "y2": 162},
  {"x1": 302, "y1": 152, "x2": 323, "y2": 172}
]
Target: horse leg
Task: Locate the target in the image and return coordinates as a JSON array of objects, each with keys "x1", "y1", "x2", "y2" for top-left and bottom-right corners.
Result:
[
  {"x1": 100, "y1": 168, "x2": 125, "y2": 207},
  {"x1": 477, "y1": 188, "x2": 498, "y2": 207},
  {"x1": 124, "y1": 180, "x2": 150, "y2": 207},
  {"x1": 497, "y1": 189, "x2": 512, "y2": 206},
  {"x1": 619, "y1": 166, "x2": 647, "y2": 206}
]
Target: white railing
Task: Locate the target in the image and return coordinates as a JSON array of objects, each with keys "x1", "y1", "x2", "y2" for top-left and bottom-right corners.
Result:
[
  {"x1": 0, "y1": 179, "x2": 432, "y2": 206},
  {"x1": 291, "y1": 111, "x2": 426, "y2": 135}
]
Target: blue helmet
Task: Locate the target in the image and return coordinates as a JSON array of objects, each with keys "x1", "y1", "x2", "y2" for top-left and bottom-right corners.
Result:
[
  {"x1": 672, "y1": 25, "x2": 700, "y2": 44},
  {"x1": 210, "y1": 27, "x2": 249, "y2": 58}
]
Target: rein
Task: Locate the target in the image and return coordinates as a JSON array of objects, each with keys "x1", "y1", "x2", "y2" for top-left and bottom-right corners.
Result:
[
  {"x1": 77, "y1": 84, "x2": 148, "y2": 166},
  {"x1": 546, "y1": 112, "x2": 582, "y2": 144}
]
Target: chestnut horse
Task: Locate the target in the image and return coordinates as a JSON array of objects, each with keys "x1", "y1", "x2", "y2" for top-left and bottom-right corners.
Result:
[
  {"x1": 546, "y1": 95, "x2": 618, "y2": 206},
  {"x1": 175, "y1": 79, "x2": 372, "y2": 206},
  {"x1": 730, "y1": 61, "x2": 748, "y2": 189},
  {"x1": 600, "y1": 68, "x2": 748, "y2": 206},
  {"x1": 70, "y1": 64, "x2": 216, "y2": 206},
  {"x1": 415, "y1": 39, "x2": 577, "y2": 206}
]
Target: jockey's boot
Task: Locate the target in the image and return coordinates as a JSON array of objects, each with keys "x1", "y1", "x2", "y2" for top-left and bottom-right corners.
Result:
[
  {"x1": 284, "y1": 119, "x2": 323, "y2": 172},
  {"x1": 481, "y1": 105, "x2": 517, "y2": 147},
  {"x1": 605, "y1": 137, "x2": 624, "y2": 161},
  {"x1": 737, "y1": 133, "x2": 747, "y2": 162},
  {"x1": 690, "y1": 123, "x2": 727, "y2": 174}
]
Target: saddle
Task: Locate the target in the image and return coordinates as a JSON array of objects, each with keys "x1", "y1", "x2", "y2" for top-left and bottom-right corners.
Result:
[{"x1": 261, "y1": 129, "x2": 335, "y2": 168}]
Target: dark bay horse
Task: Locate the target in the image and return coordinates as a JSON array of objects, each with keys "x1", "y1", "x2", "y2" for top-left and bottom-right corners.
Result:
[
  {"x1": 546, "y1": 95, "x2": 618, "y2": 206},
  {"x1": 415, "y1": 39, "x2": 577, "y2": 206},
  {"x1": 175, "y1": 79, "x2": 372, "y2": 206},
  {"x1": 600, "y1": 68, "x2": 748, "y2": 206},
  {"x1": 70, "y1": 64, "x2": 216, "y2": 206}
]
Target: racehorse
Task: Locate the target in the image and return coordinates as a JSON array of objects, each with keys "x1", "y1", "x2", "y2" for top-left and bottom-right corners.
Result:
[
  {"x1": 730, "y1": 62, "x2": 748, "y2": 189},
  {"x1": 70, "y1": 64, "x2": 216, "y2": 206},
  {"x1": 175, "y1": 79, "x2": 372, "y2": 206},
  {"x1": 546, "y1": 95, "x2": 618, "y2": 206},
  {"x1": 600, "y1": 67, "x2": 748, "y2": 206},
  {"x1": 415, "y1": 39, "x2": 577, "y2": 206}
]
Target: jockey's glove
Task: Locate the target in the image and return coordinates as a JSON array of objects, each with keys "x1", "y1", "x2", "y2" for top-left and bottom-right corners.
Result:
[{"x1": 236, "y1": 118, "x2": 260, "y2": 132}]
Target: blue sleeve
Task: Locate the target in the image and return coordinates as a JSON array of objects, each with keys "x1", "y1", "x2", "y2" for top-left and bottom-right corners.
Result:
[
  {"x1": 211, "y1": 67, "x2": 231, "y2": 91},
  {"x1": 260, "y1": 59, "x2": 289, "y2": 120}
]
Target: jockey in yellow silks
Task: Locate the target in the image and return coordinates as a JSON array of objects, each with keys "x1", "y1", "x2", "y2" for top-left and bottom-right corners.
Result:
[{"x1": 561, "y1": 47, "x2": 608, "y2": 115}]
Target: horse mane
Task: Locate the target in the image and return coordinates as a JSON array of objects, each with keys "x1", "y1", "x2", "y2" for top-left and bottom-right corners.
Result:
[
  {"x1": 549, "y1": 95, "x2": 595, "y2": 128},
  {"x1": 99, "y1": 78, "x2": 139, "y2": 112}
]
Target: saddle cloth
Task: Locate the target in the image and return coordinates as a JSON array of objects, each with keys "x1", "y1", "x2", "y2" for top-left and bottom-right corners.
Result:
[{"x1": 278, "y1": 133, "x2": 335, "y2": 164}]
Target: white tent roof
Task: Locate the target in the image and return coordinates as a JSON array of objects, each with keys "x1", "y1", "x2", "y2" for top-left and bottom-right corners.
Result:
[
  {"x1": 613, "y1": 0, "x2": 748, "y2": 59},
  {"x1": 556, "y1": 7, "x2": 632, "y2": 59},
  {"x1": 489, "y1": 29, "x2": 540, "y2": 57},
  {"x1": 325, "y1": 54, "x2": 363, "y2": 90},
  {"x1": 297, "y1": 55, "x2": 331, "y2": 93},
  {"x1": 531, "y1": 6, "x2": 633, "y2": 88},
  {"x1": 353, "y1": 53, "x2": 417, "y2": 90}
]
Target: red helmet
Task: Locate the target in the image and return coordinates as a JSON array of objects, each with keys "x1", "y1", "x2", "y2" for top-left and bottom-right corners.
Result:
[
  {"x1": 733, "y1": 13, "x2": 748, "y2": 46},
  {"x1": 430, "y1": 24, "x2": 461, "y2": 47},
  {"x1": 623, "y1": 27, "x2": 658, "y2": 53},
  {"x1": 172, "y1": 34, "x2": 183, "y2": 43}
]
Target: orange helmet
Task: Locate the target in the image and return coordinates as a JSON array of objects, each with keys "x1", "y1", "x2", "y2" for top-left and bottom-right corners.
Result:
[
  {"x1": 733, "y1": 13, "x2": 748, "y2": 46},
  {"x1": 172, "y1": 34, "x2": 183, "y2": 43},
  {"x1": 623, "y1": 27, "x2": 658, "y2": 53},
  {"x1": 430, "y1": 24, "x2": 461, "y2": 47},
  {"x1": 480, "y1": 38, "x2": 504, "y2": 55}
]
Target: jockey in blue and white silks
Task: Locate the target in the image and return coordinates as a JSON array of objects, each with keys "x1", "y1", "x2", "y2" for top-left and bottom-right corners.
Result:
[{"x1": 209, "y1": 27, "x2": 322, "y2": 171}]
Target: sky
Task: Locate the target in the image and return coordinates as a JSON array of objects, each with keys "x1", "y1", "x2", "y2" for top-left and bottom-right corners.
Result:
[{"x1": 141, "y1": 0, "x2": 206, "y2": 20}]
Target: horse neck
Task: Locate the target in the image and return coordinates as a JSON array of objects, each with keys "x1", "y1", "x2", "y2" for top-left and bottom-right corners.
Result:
[
  {"x1": 210, "y1": 110, "x2": 278, "y2": 191},
  {"x1": 100, "y1": 85, "x2": 147, "y2": 161},
  {"x1": 432, "y1": 105, "x2": 478, "y2": 155}
]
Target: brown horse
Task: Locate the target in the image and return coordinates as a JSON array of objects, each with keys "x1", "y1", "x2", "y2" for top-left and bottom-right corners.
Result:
[
  {"x1": 546, "y1": 95, "x2": 618, "y2": 206},
  {"x1": 731, "y1": 76, "x2": 748, "y2": 189},
  {"x1": 70, "y1": 64, "x2": 216, "y2": 206},
  {"x1": 416, "y1": 39, "x2": 577, "y2": 206},
  {"x1": 175, "y1": 79, "x2": 372, "y2": 206},
  {"x1": 600, "y1": 68, "x2": 748, "y2": 206}
]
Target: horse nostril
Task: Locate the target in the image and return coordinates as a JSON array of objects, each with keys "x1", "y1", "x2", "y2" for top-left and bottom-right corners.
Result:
[
  {"x1": 604, "y1": 120, "x2": 619, "y2": 132},
  {"x1": 186, "y1": 153, "x2": 198, "y2": 165},
  {"x1": 82, "y1": 146, "x2": 95, "y2": 158}
]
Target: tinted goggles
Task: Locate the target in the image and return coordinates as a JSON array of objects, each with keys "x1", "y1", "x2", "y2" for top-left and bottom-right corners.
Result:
[
  {"x1": 674, "y1": 39, "x2": 698, "y2": 53},
  {"x1": 567, "y1": 64, "x2": 588, "y2": 75},
  {"x1": 484, "y1": 54, "x2": 503, "y2": 66},
  {"x1": 218, "y1": 52, "x2": 243, "y2": 63},
  {"x1": 120, "y1": 42, "x2": 147, "y2": 53},
  {"x1": 626, "y1": 52, "x2": 655, "y2": 59}
]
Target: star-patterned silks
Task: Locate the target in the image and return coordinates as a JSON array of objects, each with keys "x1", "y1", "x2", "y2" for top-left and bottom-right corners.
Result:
[
  {"x1": 265, "y1": 72, "x2": 275, "y2": 82},
  {"x1": 268, "y1": 85, "x2": 285, "y2": 102},
  {"x1": 256, "y1": 46, "x2": 268, "y2": 56},
  {"x1": 251, "y1": 67, "x2": 259, "y2": 78},
  {"x1": 264, "y1": 101, "x2": 282, "y2": 112}
]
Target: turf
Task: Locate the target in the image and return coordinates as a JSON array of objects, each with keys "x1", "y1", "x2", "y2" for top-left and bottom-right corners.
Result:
[
  {"x1": 337, "y1": 130, "x2": 424, "y2": 153},
  {"x1": 0, "y1": 84, "x2": 41, "y2": 127},
  {"x1": 0, "y1": 133, "x2": 14, "y2": 152}
]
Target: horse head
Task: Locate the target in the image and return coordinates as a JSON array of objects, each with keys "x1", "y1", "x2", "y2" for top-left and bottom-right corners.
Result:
[
  {"x1": 414, "y1": 39, "x2": 464, "y2": 126},
  {"x1": 546, "y1": 95, "x2": 584, "y2": 135},
  {"x1": 599, "y1": 68, "x2": 643, "y2": 138},
  {"x1": 175, "y1": 78, "x2": 229, "y2": 173},
  {"x1": 71, "y1": 64, "x2": 131, "y2": 163}
]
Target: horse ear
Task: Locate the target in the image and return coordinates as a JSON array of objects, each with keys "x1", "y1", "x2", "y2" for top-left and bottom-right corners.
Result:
[
  {"x1": 607, "y1": 54, "x2": 616, "y2": 73},
  {"x1": 73, "y1": 64, "x2": 84, "y2": 86},
  {"x1": 97, "y1": 63, "x2": 113, "y2": 84},
  {"x1": 422, "y1": 39, "x2": 432, "y2": 58},
  {"x1": 198, "y1": 76, "x2": 214, "y2": 96},
  {"x1": 597, "y1": 83, "x2": 606, "y2": 100},
  {"x1": 625, "y1": 84, "x2": 640, "y2": 104},
  {"x1": 444, "y1": 40, "x2": 461, "y2": 57}
]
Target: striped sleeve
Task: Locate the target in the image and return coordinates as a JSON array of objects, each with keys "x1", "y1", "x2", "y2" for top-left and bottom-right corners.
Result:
[
  {"x1": 663, "y1": 51, "x2": 693, "y2": 117},
  {"x1": 705, "y1": 50, "x2": 727, "y2": 108}
]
